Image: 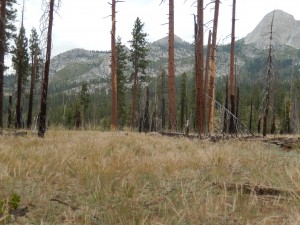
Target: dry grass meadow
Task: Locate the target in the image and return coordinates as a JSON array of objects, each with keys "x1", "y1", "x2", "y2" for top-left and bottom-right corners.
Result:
[{"x1": 1, "y1": 130, "x2": 300, "y2": 224}]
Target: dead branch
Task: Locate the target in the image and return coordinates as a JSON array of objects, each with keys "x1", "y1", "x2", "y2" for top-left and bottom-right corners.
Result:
[{"x1": 50, "y1": 198, "x2": 78, "y2": 211}]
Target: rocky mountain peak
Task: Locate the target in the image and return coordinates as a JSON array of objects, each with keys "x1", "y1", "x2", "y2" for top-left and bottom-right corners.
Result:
[
  {"x1": 152, "y1": 35, "x2": 186, "y2": 45},
  {"x1": 245, "y1": 10, "x2": 300, "y2": 49}
]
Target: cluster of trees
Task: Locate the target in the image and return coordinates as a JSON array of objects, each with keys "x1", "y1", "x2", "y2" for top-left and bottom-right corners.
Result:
[
  {"x1": 0, "y1": 0, "x2": 57, "y2": 137},
  {"x1": 1, "y1": 0, "x2": 299, "y2": 137}
]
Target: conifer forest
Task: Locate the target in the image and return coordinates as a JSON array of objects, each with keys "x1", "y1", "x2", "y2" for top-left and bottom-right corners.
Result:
[{"x1": 2, "y1": 1, "x2": 300, "y2": 224}]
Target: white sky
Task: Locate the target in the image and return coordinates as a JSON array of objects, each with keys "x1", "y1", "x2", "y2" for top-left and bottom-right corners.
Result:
[{"x1": 18, "y1": 0, "x2": 300, "y2": 56}]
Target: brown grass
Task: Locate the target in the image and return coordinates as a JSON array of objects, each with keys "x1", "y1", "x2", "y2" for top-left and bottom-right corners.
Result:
[{"x1": 1, "y1": 130, "x2": 300, "y2": 224}]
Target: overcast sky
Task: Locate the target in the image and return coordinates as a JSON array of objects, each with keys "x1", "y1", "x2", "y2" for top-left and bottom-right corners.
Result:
[{"x1": 18, "y1": 0, "x2": 300, "y2": 57}]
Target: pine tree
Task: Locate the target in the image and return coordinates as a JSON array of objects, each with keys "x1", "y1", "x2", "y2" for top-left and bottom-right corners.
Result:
[
  {"x1": 12, "y1": 9, "x2": 29, "y2": 129},
  {"x1": 0, "y1": 0, "x2": 17, "y2": 128},
  {"x1": 27, "y1": 27, "x2": 41, "y2": 129},
  {"x1": 129, "y1": 17, "x2": 149, "y2": 129},
  {"x1": 116, "y1": 37, "x2": 128, "y2": 127}
]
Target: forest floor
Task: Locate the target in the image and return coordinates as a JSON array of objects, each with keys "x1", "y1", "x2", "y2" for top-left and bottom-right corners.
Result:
[{"x1": 1, "y1": 129, "x2": 300, "y2": 224}]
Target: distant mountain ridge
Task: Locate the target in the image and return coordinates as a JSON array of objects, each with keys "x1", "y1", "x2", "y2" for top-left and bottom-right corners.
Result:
[
  {"x1": 46, "y1": 9, "x2": 300, "y2": 94},
  {"x1": 245, "y1": 10, "x2": 300, "y2": 49}
]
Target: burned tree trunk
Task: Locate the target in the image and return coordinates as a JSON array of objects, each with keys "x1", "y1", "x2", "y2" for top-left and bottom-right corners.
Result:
[
  {"x1": 262, "y1": 12, "x2": 275, "y2": 137},
  {"x1": 27, "y1": 52, "x2": 37, "y2": 129},
  {"x1": 0, "y1": 0, "x2": 6, "y2": 128},
  {"x1": 249, "y1": 98, "x2": 253, "y2": 132},
  {"x1": 168, "y1": 0, "x2": 176, "y2": 131},
  {"x1": 196, "y1": 0, "x2": 204, "y2": 135},
  {"x1": 236, "y1": 86, "x2": 240, "y2": 120},
  {"x1": 143, "y1": 86, "x2": 150, "y2": 132},
  {"x1": 229, "y1": 0, "x2": 236, "y2": 134},
  {"x1": 131, "y1": 71, "x2": 138, "y2": 129},
  {"x1": 38, "y1": 0, "x2": 55, "y2": 137},
  {"x1": 223, "y1": 77, "x2": 229, "y2": 133},
  {"x1": 7, "y1": 95, "x2": 12, "y2": 128},
  {"x1": 111, "y1": 0, "x2": 118, "y2": 130},
  {"x1": 208, "y1": 0, "x2": 220, "y2": 134},
  {"x1": 203, "y1": 30, "x2": 211, "y2": 133}
]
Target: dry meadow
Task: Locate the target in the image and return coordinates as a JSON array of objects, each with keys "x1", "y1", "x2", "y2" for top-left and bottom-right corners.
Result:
[{"x1": 1, "y1": 130, "x2": 300, "y2": 224}]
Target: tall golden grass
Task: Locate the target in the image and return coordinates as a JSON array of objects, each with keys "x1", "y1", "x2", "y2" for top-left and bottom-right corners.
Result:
[{"x1": 1, "y1": 130, "x2": 300, "y2": 224}]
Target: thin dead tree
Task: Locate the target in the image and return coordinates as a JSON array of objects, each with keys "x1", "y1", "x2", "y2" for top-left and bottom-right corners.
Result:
[
  {"x1": 110, "y1": 0, "x2": 117, "y2": 130},
  {"x1": 203, "y1": 30, "x2": 211, "y2": 133},
  {"x1": 208, "y1": 0, "x2": 220, "y2": 135},
  {"x1": 38, "y1": 0, "x2": 58, "y2": 137},
  {"x1": 229, "y1": 0, "x2": 236, "y2": 133},
  {"x1": 262, "y1": 11, "x2": 275, "y2": 137},
  {"x1": 0, "y1": 0, "x2": 6, "y2": 128},
  {"x1": 168, "y1": 0, "x2": 176, "y2": 131},
  {"x1": 196, "y1": 0, "x2": 204, "y2": 135}
]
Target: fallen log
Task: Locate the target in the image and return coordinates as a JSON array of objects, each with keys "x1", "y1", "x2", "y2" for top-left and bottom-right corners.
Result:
[{"x1": 213, "y1": 182, "x2": 296, "y2": 196}]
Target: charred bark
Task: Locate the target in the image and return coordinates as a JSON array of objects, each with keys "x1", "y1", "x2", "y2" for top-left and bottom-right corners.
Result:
[
  {"x1": 168, "y1": 0, "x2": 176, "y2": 131},
  {"x1": 229, "y1": 0, "x2": 236, "y2": 134},
  {"x1": 223, "y1": 78, "x2": 229, "y2": 133},
  {"x1": 203, "y1": 30, "x2": 211, "y2": 133},
  {"x1": 27, "y1": 52, "x2": 37, "y2": 129},
  {"x1": 196, "y1": 0, "x2": 204, "y2": 135},
  {"x1": 7, "y1": 95, "x2": 12, "y2": 128},
  {"x1": 111, "y1": 0, "x2": 118, "y2": 130},
  {"x1": 208, "y1": 0, "x2": 220, "y2": 134},
  {"x1": 0, "y1": 0, "x2": 6, "y2": 128},
  {"x1": 38, "y1": 0, "x2": 55, "y2": 137}
]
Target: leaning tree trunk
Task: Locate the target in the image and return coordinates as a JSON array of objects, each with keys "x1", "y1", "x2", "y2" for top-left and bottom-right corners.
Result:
[
  {"x1": 0, "y1": 0, "x2": 6, "y2": 128},
  {"x1": 229, "y1": 0, "x2": 236, "y2": 134},
  {"x1": 196, "y1": 0, "x2": 204, "y2": 135},
  {"x1": 208, "y1": 0, "x2": 220, "y2": 135},
  {"x1": 38, "y1": 0, "x2": 55, "y2": 137},
  {"x1": 168, "y1": 0, "x2": 176, "y2": 131},
  {"x1": 111, "y1": 0, "x2": 117, "y2": 130}
]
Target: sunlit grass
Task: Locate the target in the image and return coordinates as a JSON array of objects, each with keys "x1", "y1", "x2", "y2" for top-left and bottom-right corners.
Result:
[{"x1": 1, "y1": 130, "x2": 300, "y2": 224}]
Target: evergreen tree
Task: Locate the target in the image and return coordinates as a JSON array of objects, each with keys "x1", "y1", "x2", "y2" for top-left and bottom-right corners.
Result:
[
  {"x1": 116, "y1": 36, "x2": 128, "y2": 127},
  {"x1": 128, "y1": 17, "x2": 149, "y2": 129},
  {"x1": 27, "y1": 27, "x2": 41, "y2": 129},
  {"x1": 0, "y1": 0, "x2": 17, "y2": 128},
  {"x1": 12, "y1": 18, "x2": 29, "y2": 129}
]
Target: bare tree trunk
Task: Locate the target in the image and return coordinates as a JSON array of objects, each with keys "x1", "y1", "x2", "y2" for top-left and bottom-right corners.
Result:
[
  {"x1": 204, "y1": 30, "x2": 211, "y2": 133},
  {"x1": 236, "y1": 86, "x2": 240, "y2": 119},
  {"x1": 38, "y1": 0, "x2": 55, "y2": 137},
  {"x1": 0, "y1": 0, "x2": 6, "y2": 128},
  {"x1": 262, "y1": 12, "x2": 275, "y2": 137},
  {"x1": 7, "y1": 95, "x2": 12, "y2": 128},
  {"x1": 196, "y1": 0, "x2": 204, "y2": 135},
  {"x1": 143, "y1": 86, "x2": 149, "y2": 132},
  {"x1": 111, "y1": 0, "x2": 117, "y2": 130},
  {"x1": 249, "y1": 98, "x2": 253, "y2": 131},
  {"x1": 229, "y1": 0, "x2": 236, "y2": 133},
  {"x1": 208, "y1": 0, "x2": 220, "y2": 135},
  {"x1": 223, "y1": 77, "x2": 228, "y2": 133},
  {"x1": 27, "y1": 52, "x2": 37, "y2": 129},
  {"x1": 168, "y1": 0, "x2": 176, "y2": 131},
  {"x1": 131, "y1": 71, "x2": 138, "y2": 129}
]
